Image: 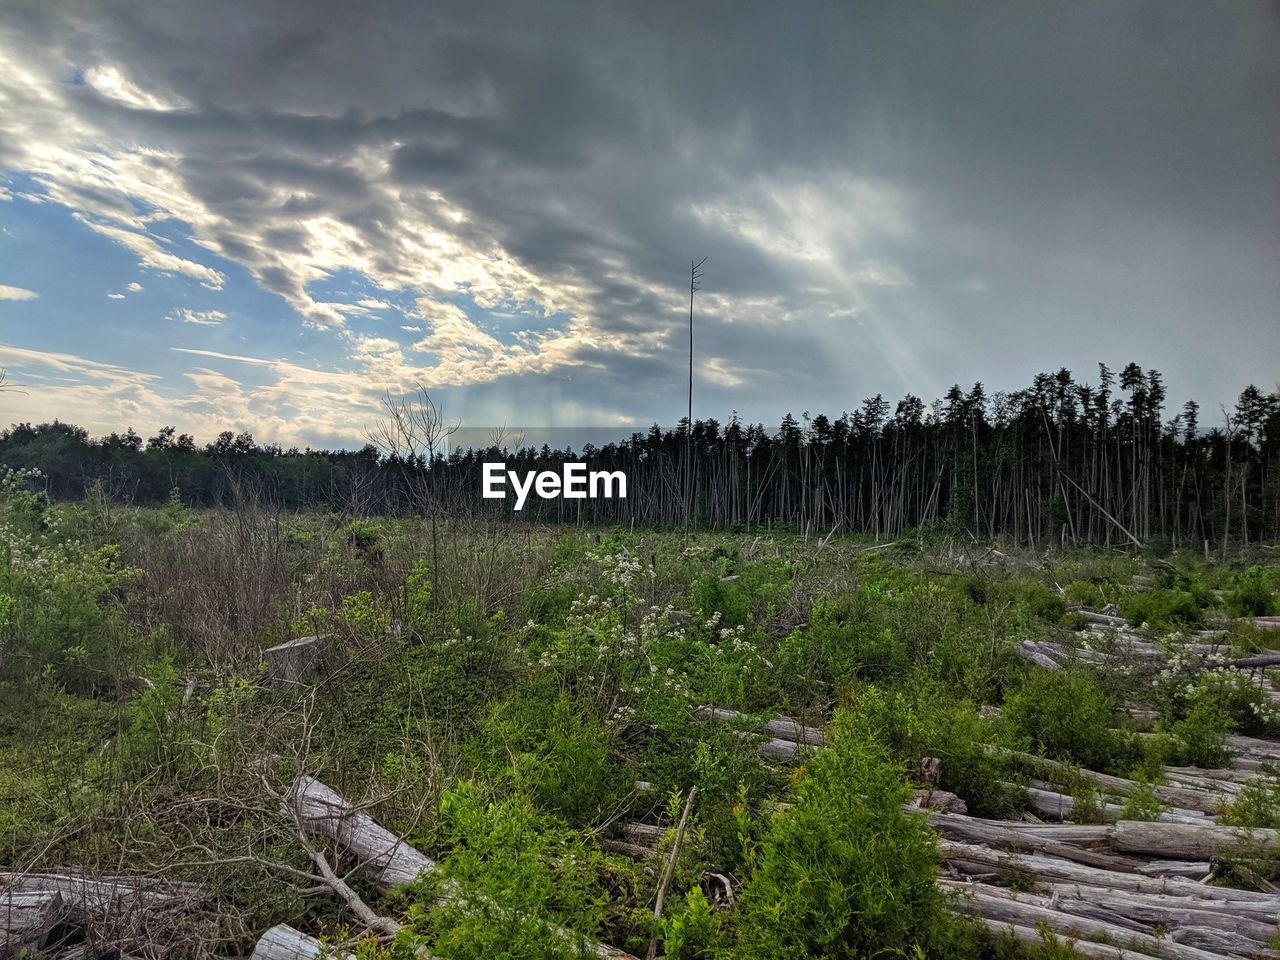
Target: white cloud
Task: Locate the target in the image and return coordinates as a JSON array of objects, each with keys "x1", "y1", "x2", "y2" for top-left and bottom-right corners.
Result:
[
  {"x1": 0, "y1": 283, "x2": 38, "y2": 300},
  {"x1": 82, "y1": 65, "x2": 190, "y2": 112},
  {"x1": 127, "y1": 282, "x2": 143, "y2": 292},
  {"x1": 170, "y1": 307, "x2": 226, "y2": 325},
  {"x1": 107, "y1": 292, "x2": 126, "y2": 299},
  {"x1": 75, "y1": 215, "x2": 225, "y2": 289}
]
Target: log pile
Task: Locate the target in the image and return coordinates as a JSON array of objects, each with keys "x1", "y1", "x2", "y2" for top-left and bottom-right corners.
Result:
[
  {"x1": 687, "y1": 704, "x2": 1280, "y2": 959},
  {"x1": 240, "y1": 601, "x2": 1280, "y2": 960}
]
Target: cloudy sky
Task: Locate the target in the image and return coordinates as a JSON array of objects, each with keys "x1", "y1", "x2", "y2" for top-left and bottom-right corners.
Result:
[{"x1": 1, "y1": 1, "x2": 1277, "y2": 448}]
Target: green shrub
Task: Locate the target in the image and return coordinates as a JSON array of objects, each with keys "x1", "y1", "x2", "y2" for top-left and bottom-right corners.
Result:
[
  {"x1": 1168, "y1": 697, "x2": 1231, "y2": 768},
  {"x1": 858, "y1": 682, "x2": 1017, "y2": 819},
  {"x1": 1003, "y1": 670, "x2": 1131, "y2": 772},
  {"x1": 0, "y1": 470, "x2": 142, "y2": 690},
  {"x1": 402, "y1": 556, "x2": 434, "y2": 631},
  {"x1": 776, "y1": 592, "x2": 907, "y2": 688},
  {"x1": 734, "y1": 695, "x2": 972, "y2": 959},
  {"x1": 1222, "y1": 777, "x2": 1280, "y2": 828},
  {"x1": 1117, "y1": 777, "x2": 1168, "y2": 822},
  {"x1": 472, "y1": 687, "x2": 625, "y2": 826},
  {"x1": 1229, "y1": 567, "x2": 1277, "y2": 618},
  {"x1": 658, "y1": 885, "x2": 723, "y2": 959},
  {"x1": 408, "y1": 781, "x2": 625, "y2": 960},
  {"x1": 1120, "y1": 588, "x2": 1205, "y2": 629}
]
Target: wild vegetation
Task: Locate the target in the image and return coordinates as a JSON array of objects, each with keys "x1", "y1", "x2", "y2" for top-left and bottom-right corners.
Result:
[
  {"x1": 3, "y1": 455, "x2": 1280, "y2": 958},
  {"x1": 3, "y1": 365, "x2": 1279, "y2": 546}
]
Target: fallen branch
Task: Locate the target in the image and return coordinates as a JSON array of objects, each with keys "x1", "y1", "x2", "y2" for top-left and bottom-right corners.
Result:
[{"x1": 645, "y1": 786, "x2": 698, "y2": 960}]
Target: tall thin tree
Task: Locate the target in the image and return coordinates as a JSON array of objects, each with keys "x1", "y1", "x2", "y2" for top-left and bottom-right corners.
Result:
[{"x1": 685, "y1": 256, "x2": 707, "y2": 541}]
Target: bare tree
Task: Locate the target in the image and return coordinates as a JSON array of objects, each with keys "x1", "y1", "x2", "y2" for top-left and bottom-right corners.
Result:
[{"x1": 367, "y1": 385, "x2": 459, "y2": 601}]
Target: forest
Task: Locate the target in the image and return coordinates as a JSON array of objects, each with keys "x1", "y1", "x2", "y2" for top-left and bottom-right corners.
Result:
[
  {"x1": 3, "y1": 363, "x2": 1279, "y2": 548},
  {"x1": 3, "y1": 364, "x2": 1280, "y2": 960}
]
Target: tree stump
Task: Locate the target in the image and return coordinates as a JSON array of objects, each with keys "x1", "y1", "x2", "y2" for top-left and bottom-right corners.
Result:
[
  {"x1": 262, "y1": 635, "x2": 332, "y2": 685},
  {"x1": 1, "y1": 890, "x2": 65, "y2": 953}
]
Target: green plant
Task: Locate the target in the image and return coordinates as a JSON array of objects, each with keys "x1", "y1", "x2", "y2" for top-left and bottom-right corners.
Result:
[
  {"x1": 1223, "y1": 777, "x2": 1280, "y2": 828},
  {"x1": 1229, "y1": 567, "x2": 1277, "y2": 618},
  {"x1": 734, "y1": 694, "x2": 973, "y2": 959},
  {"x1": 658, "y1": 885, "x2": 722, "y2": 959},
  {"x1": 471, "y1": 686, "x2": 625, "y2": 826},
  {"x1": 1169, "y1": 697, "x2": 1231, "y2": 768},
  {"x1": 1003, "y1": 669, "x2": 1131, "y2": 772},
  {"x1": 407, "y1": 781, "x2": 625, "y2": 960},
  {"x1": 402, "y1": 556, "x2": 434, "y2": 631},
  {"x1": 1117, "y1": 777, "x2": 1168, "y2": 822},
  {"x1": 1120, "y1": 588, "x2": 1205, "y2": 629}
]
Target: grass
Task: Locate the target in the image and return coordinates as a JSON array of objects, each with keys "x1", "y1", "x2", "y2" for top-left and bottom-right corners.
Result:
[{"x1": 2, "y1": 482, "x2": 1279, "y2": 957}]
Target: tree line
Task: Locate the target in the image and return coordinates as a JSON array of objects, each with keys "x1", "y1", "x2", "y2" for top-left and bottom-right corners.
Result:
[{"x1": 2, "y1": 363, "x2": 1278, "y2": 548}]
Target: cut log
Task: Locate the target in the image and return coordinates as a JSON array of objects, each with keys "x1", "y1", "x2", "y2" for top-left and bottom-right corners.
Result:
[
  {"x1": 1172, "y1": 926, "x2": 1278, "y2": 957},
  {"x1": 251, "y1": 923, "x2": 353, "y2": 960},
  {"x1": 692, "y1": 706, "x2": 825, "y2": 745},
  {"x1": 1016, "y1": 640, "x2": 1062, "y2": 670},
  {"x1": 942, "y1": 882, "x2": 1227, "y2": 960},
  {"x1": 292, "y1": 776, "x2": 435, "y2": 890},
  {"x1": 927, "y1": 812, "x2": 1143, "y2": 872},
  {"x1": 754, "y1": 736, "x2": 805, "y2": 764},
  {"x1": 1132, "y1": 861, "x2": 1213, "y2": 881},
  {"x1": 1080, "y1": 610, "x2": 1129, "y2": 629},
  {"x1": 1225, "y1": 734, "x2": 1280, "y2": 761},
  {"x1": 1019, "y1": 781, "x2": 1210, "y2": 825},
  {"x1": 950, "y1": 881, "x2": 1151, "y2": 934},
  {"x1": 908, "y1": 789, "x2": 968, "y2": 814},
  {"x1": 1223, "y1": 653, "x2": 1280, "y2": 670},
  {"x1": 263, "y1": 635, "x2": 332, "y2": 685},
  {"x1": 1, "y1": 871, "x2": 203, "y2": 914},
  {"x1": 1111, "y1": 820, "x2": 1280, "y2": 860},
  {"x1": 601, "y1": 839, "x2": 660, "y2": 860},
  {"x1": 619, "y1": 822, "x2": 662, "y2": 845},
  {"x1": 1049, "y1": 887, "x2": 1279, "y2": 944},
  {"x1": 1, "y1": 890, "x2": 64, "y2": 952}
]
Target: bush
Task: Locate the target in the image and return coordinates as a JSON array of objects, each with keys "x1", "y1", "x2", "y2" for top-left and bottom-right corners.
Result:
[
  {"x1": 1003, "y1": 669, "x2": 1132, "y2": 772},
  {"x1": 1168, "y1": 697, "x2": 1231, "y2": 768},
  {"x1": 408, "y1": 781, "x2": 625, "y2": 960},
  {"x1": 1229, "y1": 567, "x2": 1277, "y2": 618},
  {"x1": 471, "y1": 686, "x2": 625, "y2": 826},
  {"x1": 657, "y1": 885, "x2": 723, "y2": 959},
  {"x1": 1120, "y1": 588, "x2": 1205, "y2": 629},
  {"x1": 734, "y1": 695, "x2": 972, "y2": 959},
  {"x1": 777, "y1": 593, "x2": 908, "y2": 687},
  {"x1": 0, "y1": 469, "x2": 142, "y2": 691},
  {"x1": 858, "y1": 682, "x2": 1018, "y2": 819}
]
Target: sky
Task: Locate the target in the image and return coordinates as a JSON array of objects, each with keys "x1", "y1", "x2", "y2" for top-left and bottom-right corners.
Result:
[{"x1": 0, "y1": 1, "x2": 1277, "y2": 450}]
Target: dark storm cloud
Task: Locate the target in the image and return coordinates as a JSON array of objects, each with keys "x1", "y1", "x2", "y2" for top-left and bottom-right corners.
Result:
[{"x1": 2, "y1": 0, "x2": 1277, "y2": 440}]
